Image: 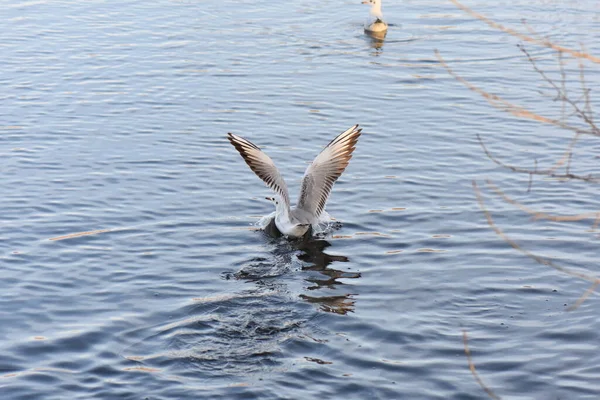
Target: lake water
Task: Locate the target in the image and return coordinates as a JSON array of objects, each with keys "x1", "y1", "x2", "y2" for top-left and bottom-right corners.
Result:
[{"x1": 2, "y1": 0, "x2": 600, "y2": 399}]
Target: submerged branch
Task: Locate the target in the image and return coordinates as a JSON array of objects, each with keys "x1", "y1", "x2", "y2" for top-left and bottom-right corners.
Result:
[
  {"x1": 445, "y1": 0, "x2": 600, "y2": 312},
  {"x1": 473, "y1": 180, "x2": 599, "y2": 285},
  {"x1": 518, "y1": 46, "x2": 599, "y2": 136},
  {"x1": 450, "y1": 0, "x2": 600, "y2": 64},
  {"x1": 477, "y1": 134, "x2": 598, "y2": 182},
  {"x1": 462, "y1": 331, "x2": 502, "y2": 400},
  {"x1": 568, "y1": 281, "x2": 600, "y2": 311},
  {"x1": 484, "y1": 179, "x2": 600, "y2": 226},
  {"x1": 435, "y1": 50, "x2": 589, "y2": 135}
]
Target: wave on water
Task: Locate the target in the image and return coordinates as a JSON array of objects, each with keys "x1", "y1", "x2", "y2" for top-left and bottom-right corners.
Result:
[{"x1": 256, "y1": 211, "x2": 342, "y2": 237}]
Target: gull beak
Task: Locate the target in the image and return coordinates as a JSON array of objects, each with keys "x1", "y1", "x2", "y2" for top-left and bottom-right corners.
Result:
[
  {"x1": 265, "y1": 197, "x2": 274, "y2": 201},
  {"x1": 361, "y1": 0, "x2": 369, "y2": 3}
]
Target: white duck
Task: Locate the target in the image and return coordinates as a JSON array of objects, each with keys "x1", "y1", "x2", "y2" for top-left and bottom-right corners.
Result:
[
  {"x1": 228, "y1": 125, "x2": 362, "y2": 239},
  {"x1": 362, "y1": 0, "x2": 388, "y2": 34}
]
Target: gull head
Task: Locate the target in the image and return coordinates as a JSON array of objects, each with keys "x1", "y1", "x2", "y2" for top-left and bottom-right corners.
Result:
[
  {"x1": 265, "y1": 196, "x2": 286, "y2": 213},
  {"x1": 362, "y1": 0, "x2": 383, "y2": 19},
  {"x1": 265, "y1": 196, "x2": 279, "y2": 207}
]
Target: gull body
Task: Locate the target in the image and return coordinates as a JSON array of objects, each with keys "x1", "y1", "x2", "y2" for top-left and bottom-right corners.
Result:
[
  {"x1": 362, "y1": 0, "x2": 388, "y2": 33},
  {"x1": 227, "y1": 125, "x2": 362, "y2": 239}
]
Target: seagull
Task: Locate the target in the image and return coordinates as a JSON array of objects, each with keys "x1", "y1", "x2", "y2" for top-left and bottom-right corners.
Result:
[
  {"x1": 227, "y1": 125, "x2": 362, "y2": 239},
  {"x1": 362, "y1": 0, "x2": 388, "y2": 34}
]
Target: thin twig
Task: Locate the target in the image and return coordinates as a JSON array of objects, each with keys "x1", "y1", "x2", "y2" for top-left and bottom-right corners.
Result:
[
  {"x1": 527, "y1": 159, "x2": 535, "y2": 192},
  {"x1": 49, "y1": 229, "x2": 116, "y2": 241},
  {"x1": 558, "y1": 51, "x2": 566, "y2": 122},
  {"x1": 578, "y1": 47, "x2": 594, "y2": 124},
  {"x1": 519, "y1": 46, "x2": 599, "y2": 136},
  {"x1": 562, "y1": 92, "x2": 592, "y2": 117},
  {"x1": 521, "y1": 19, "x2": 538, "y2": 38},
  {"x1": 485, "y1": 179, "x2": 600, "y2": 225},
  {"x1": 568, "y1": 281, "x2": 600, "y2": 311},
  {"x1": 435, "y1": 50, "x2": 590, "y2": 136},
  {"x1": 477, "y1": 134, "x2": 597, "y2": 182},
  {"x1": 593, "y1": 214, "x2": 600, "y2": 230},
  {"x1": 462, "y1": 331, "x2": 501, "y2": 400},
  {"x1": 450, "y1": 0, "x2": 600, "y2": 64},
  {"x1": 473, "y1": 180, "x2": 598, "y2": 284}
]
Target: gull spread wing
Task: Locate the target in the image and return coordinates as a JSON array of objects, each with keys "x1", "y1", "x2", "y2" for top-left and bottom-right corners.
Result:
[
  {"x1": 296, "y1": 124, "x2": 362, "y2": 218},
  {"x1": 227, "y1": 133, "x2": 290, "y2": 207}
]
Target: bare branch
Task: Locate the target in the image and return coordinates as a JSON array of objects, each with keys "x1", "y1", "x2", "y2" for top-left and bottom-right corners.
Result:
[
  {"x1": 558, "y1": 51, "x2": 566, "y2": 122},
  {"x1": 477, "y1": 134, "x2": 598, "y2": 182},
  {"x1": 526, "y1": 159, "x2": 535, "y2": 192},
  {"x1": 450, "y1": 0, "x2": 600, "y2": 64},
  {"x1": 462, "y1": 331, "x2": 502, "y2": 400},
  {"x1": 484, "y1": 179, "x2": 600, "y2": 226},
  {"x1": 473, "y1": 180, "x2": 599, "y2": 285},
  {"x1": 578, "y1": 47, "x2": 594, "y2": 124},
  {"x1": 519, "y1": 46, "x2": 599, "y2": 136},
  {"x1": 445, "y1": 4, "x2": 600, "y2": 311},
  {"x1": 568, "y1": 281, "x2": 600, "y2": 311},
  {"x1": 435, "y1": 50, "x2": 590, "y2": 136},
  {"x1": 520, "y1": 19, "x2": 538, "y2": 38}
]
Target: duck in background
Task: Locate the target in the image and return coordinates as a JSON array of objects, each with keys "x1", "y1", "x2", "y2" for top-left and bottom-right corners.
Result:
[{"x1": 362, "y1": 0, "x2": 388, "y2": 36}]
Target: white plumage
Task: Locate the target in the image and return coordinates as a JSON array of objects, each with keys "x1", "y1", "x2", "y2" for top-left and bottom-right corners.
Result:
[
  {"x1": 362, "y1": 0, "x2": 388, "y2": 34},
  {"x1": 228, "y1": 125, "x2": 362, "y2": 238}
]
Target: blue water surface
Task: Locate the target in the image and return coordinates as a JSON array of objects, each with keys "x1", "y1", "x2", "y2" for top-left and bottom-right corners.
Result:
[{"x1": 1, "y1": 0, "x2": 600, "y2": 398}]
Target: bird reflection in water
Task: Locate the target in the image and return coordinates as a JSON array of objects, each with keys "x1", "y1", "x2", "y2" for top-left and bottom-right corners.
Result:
[
  {"x1": 365, "y1": 30, "x2": 386, "y2": 55},
  {"x1": 265, "y1": 219, "x2": 360, "y2": 315}
]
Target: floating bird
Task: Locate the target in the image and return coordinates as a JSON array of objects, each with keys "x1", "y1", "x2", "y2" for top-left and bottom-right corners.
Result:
[
  {"x1": 227, "y1": 125, "x2": 362, "y2": 239},
  {"x1": 362, "y1": 0, "x2": 388, "y2": 34}
]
